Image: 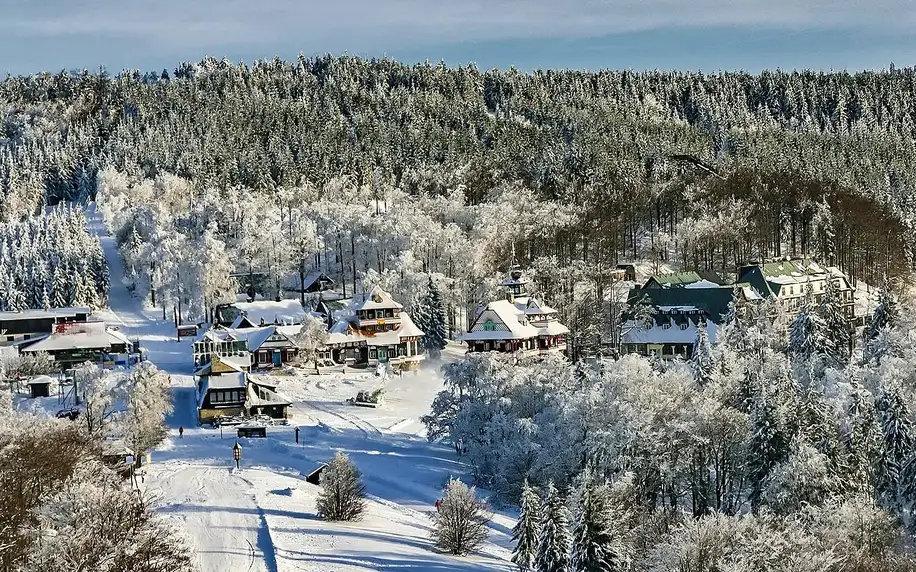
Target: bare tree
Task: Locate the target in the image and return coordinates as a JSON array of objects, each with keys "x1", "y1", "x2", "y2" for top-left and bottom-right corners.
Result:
[
  {"x1": 431, "y1": 478, "x2": 491, "y2": 555},
  {"x1": 316, "y1": 452, "x2": 367, "y2": 521}
]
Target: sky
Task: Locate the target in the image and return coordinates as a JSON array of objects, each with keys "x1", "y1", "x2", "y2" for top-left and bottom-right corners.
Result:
[{"x1": 2, "y1": 1, "x2": 915, "y2": 75}]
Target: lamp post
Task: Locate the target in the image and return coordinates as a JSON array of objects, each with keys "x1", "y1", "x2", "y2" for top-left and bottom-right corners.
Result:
[{"x1": 233, "y1": 441, "x2": 242, "y2": 471}]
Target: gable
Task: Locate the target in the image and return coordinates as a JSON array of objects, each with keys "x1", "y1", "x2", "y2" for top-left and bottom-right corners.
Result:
[{"x1": 470, "y1": 309, "x2": 510, "y2": 333}]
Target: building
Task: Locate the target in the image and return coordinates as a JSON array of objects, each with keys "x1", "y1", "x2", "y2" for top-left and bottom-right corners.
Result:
[
  {"x1": 619, "y1": 280, "x2": 761, "y2": 358},
  {"x1": 0, "y1": 307, "x2": 92, "y2": 347},
  {"x1": 322, "y1": 285, "x2": 425, "y2": 367},
  {"x1": 283, "y1": 270, "x2": 342, "y2": 301},
  {"x1": 215, "y1": 299, "x2": 309, "y2": 328},
  {"x1": 737, "y1": 258, "x2": 855, "y2": 321},
  {"x1": 192, "y1": 324, "x2": 300, "y2": 370},
  {"x1": 195, "y1": 356, "x2": 291, "y2": 423},
  {"x1": 461, "y1": 267, "x2": 570, "y2": 356},
  {"x1": 19, "y1": 321, "x2": 135, "y2": 369}
]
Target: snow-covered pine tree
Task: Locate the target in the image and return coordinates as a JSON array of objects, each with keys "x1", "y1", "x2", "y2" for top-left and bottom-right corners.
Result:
[
  {"x1": 788, "y1": 290, "x2": 829, "y2": 362},
  {"x1": 316, "y1": 451, "x2": 367, "y2": 521},
  {"x1": 689, "y1": 318, "x2": 714, "y2": 385},
  {"x1": 512, "y1": 479, "x2": 541, "y2": 571},
  {"x1": 570, "y1": 470, "x2": 624, "y2": 572},
  {"x1": 423, "y1": 276, "x2": 447, "y2": 355},
  {"x1": 817, "y1": 274, "x2": 851, "y2": 365},
  {"x1": 536, "y1": 481, "x2": 571, "y2": 572},
  {"x1": 747, "y1": 396, "x2": 791, "y2": 510},
  {"x1": 866, "y1": 284, "x2": 898, "y2": 342},
  {"x1": 875, "y1": 386, "x2": 914, "y2": 509}
]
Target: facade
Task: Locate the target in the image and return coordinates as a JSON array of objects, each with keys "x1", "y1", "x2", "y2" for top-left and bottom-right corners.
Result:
[
  {"x1": 0, "y1": 307, "x2": 92, "y2": 347},
  {"x1": 195, "y1": 357, "x2": 291, "y2": 423},
  {"x1": 323, "y1": 285, "x2": 425, "y2": 367},
  {"x1": 192, "y1": 324, "x2": 300, "y2": 370},
  {"x1": 737, "y1": 258, "x2": 855, "y2": 322},
  {"x1": 461, "y1": 267, "x2": 569, "y2": 356},
  {"x1": 19, "y1": 321, "x2": 134, "y2": 369}
]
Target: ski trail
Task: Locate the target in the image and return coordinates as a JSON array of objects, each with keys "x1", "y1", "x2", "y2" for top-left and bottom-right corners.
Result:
[
  {"x1": 302, "y1": 399, "x2": 383, "y2": 437},
  {"x1": 146, "y1": 463, "x2": 275, "y2": 572}
]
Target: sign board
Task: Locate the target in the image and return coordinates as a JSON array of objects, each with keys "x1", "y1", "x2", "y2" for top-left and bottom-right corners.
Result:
[{"x1": 178, "y1": 325, "x2": 198, "y2": 337}]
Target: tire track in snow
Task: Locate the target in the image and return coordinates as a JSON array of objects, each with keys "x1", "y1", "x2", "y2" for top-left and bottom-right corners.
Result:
[{"x1": 303, "y1": 400, "x2": 383, "y2": 437}]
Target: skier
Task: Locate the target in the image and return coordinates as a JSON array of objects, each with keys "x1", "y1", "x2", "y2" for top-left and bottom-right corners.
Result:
[
  {"x1": 435, "y1": 498, "x2": 442, "y2": 511},
  {"x1": 178, "y1": 426, "x2": 184, "y2": 438}
]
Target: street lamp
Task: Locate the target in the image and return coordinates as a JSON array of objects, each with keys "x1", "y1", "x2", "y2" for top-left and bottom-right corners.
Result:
[{"x1": 232, "y1": 441, "x2": 242, "y2": 471}]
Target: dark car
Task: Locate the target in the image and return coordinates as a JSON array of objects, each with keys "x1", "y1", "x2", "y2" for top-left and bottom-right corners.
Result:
[{"x1": 55, "y1": 408, "x2": 80, "y2": 421}]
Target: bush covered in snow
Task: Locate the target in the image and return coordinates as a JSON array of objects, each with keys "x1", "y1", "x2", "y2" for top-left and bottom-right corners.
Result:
[
  {"x1": 316, "y1": 451, "x2": 367, "y2": 522},
  {"x1": 430, "y1": 478, "x2": 491, "y2": 556},
  {"x1": 0, "y1": 411, "x2": 193, "y2": 571}
]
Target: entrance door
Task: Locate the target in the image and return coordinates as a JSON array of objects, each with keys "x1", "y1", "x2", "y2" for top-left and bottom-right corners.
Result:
[
  {"x1": 378, "y1": 347, "x2": 388, "y2": 363},
  {"x1": 272, "y1": 351, "x2": 282, "y2": 367}
]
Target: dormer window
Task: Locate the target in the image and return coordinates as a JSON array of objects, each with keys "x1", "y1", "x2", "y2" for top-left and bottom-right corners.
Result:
[
  {"x1": 679, "y1": 323, "x2": 688, "y2": 330},
  {"x1": 483, "y1": 320, "x2": 495, "y2": 332},
  {"x1": 663, "y1": 323, "x2": 671, "y2": 329}
]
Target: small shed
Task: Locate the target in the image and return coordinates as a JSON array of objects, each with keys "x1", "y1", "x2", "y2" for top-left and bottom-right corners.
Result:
[
  {"x1": 305, "y1": 463, "x2": 329, "y2": 485},
  {"x1": 615, "y1": 264, "x2": 637, "y2": 282},
  {"x1": 27, "y1": 375, "x2": 54, "y2": 398},
  {"x1": 237, "y1": 425, "x2": 267, "y2": 439}
]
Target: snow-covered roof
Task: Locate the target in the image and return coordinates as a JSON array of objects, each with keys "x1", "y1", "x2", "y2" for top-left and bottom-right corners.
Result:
[
  {"x1": 20, "y1": 322, "x2": 127, "y2": 353},
  {"x1": 0, "y1": 307, "x2": 92, "y2": 321},
  {"x1": 461, "y1": 300, "x2": 541, "y2": 342},
  {"x1": 514, "y1": 297, "x2": 557, "y2": 316},
  {"x1": 537, "y1": 321, "x2": 570, "y2": 336},
  {"x1": 246, "y1": 384, "x2": 291, "y2": 407},
  {"x1": 325, "y1": 310, "x2": 424, "y2": 347},
  {"x1": 684, "y1": 280, "x2": 721, "y2": 289},
  {"x1": 234, "y1": 299, "x2": 307, "y2": 326},
  {"x1": 206, "y1": 372, "x2": 248, "y2": 390},
  {"x1": 27, "y1": 375, "x2": 54, "y2": 385},
  {"x1": 351, "y1": 285, "x2": 403, "y2": 312}
]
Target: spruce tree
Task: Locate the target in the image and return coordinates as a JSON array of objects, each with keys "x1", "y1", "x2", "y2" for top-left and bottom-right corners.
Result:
[
  {"x1": 817, "y1": 275, "x2": 851, "y2": 365},
  {"x1": 867, "y1": 285, "x2": 898, "y2": 341},
  {"x1": 421, "y1": 276, "x2": 447, "y2": 356},
  {"x1": 747, "y1": 396, "x2": 791, "y2": 510},
  {"x1": 689, "y1": 318, "x2": 714, "y2": 385},
  {"x1": 536, "y1": 481, "x2": 571, "y2": 572},
  {"x1": 788, "y1": 292, "x2": 829, "y2": 362},
  {"x1": 316, "y1": 451, "x2": 367, "y2": 521},
  {"x1": 570, "y1": 471, "x2": 621, "y2": 572},
  {"x1": 875, "y1": 386, "x2": 914, "y2": 509},
  {"x1": 512, "y1": 479, "x2": 541, "y2": 571}
]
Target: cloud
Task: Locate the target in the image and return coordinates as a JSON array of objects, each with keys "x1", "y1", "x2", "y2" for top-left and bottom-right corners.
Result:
[{"x1": 3, "y1": 0, "x2": 914, "y2": 55}]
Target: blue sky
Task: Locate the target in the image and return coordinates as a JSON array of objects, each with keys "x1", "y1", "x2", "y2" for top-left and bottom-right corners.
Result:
[{"x1": 2, "y1": 1, "x2": 914, "y2": 75}]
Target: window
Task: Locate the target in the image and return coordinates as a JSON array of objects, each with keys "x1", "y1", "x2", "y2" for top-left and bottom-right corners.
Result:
[
  {"x1": 663, "y1": 323, "x2": 671, "y2": 329},
  {"x1": 679, "y1": 323, "x2": 688, "y2": 330},
  {"x1": 483, "y1": 320, "x2": 495, "y2": 331},
  {"x1": 5, "y1": 336, "x2": 12, "y2": 342}
]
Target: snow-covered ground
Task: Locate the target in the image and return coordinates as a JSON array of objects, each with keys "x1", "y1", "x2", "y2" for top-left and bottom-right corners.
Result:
[{"x1": 80, "y1": 204, "x2": 516, "y2": 571}]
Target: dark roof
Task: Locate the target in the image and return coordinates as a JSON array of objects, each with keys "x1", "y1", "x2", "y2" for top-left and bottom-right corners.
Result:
[
  {"x1": 643, "y1": 270, "x2": 727, "y2": 289},
  {"x1": 627, "y1": 286, "x2": 737, "y2": 324}
]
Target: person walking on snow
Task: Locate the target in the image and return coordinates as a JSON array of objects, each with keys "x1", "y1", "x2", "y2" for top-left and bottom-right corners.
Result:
[
  {"x1": 435, "y1": 498, "x2": 442, "y2": 511},
  {"x1": 456, "y1": 437, "x2": 464, "y2": 456},
  {"x1": 178, "y1": 426, "x2": 184, "y2": 438}
]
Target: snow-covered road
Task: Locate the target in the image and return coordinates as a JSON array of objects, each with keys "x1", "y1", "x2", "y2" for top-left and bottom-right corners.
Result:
[{"x1": 146, "y1": 464, "x2": 278, "y2": 572}]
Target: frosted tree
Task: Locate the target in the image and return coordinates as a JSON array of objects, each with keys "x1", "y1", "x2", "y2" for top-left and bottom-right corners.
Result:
[
  {"x1": 296, "y1": 314, "x2": 330, "y2": 366},
  {"x1": 866, "y1": 284, "x2": 898, "y2": 352},
  {"x1": 788, "y1": 292, "x2": 830, "y2": 362},
  {"x1": 123, "y1": 362, "x2": 173, "y2": 461},
  {"x1": 512, "y1": 479, "x2": 541, "y2": 571},
  {"x1": 75, "y1": 364, "x2": 124, "y2": 436},
  {"x1": 875, "y1": 386, "x2": 914, "y2": 508},
  {"x1": 431, "y1": 478, "x2": 491, "y2": 555},
  {"x1": 689, "y1": 319, "x2": 714, "y2": 385},
  {"x1": 571, "y1": 470, "x2": 625, "y2": 572},
  {"x1": 421, "y1": 276, "x2": 447, "y2": 356},
  {"x1": 817, "y1": 275, "x2": 851, "y2": 365},
  {"x1": 746, "y1": 397, "x2": 791, "y2": 510},
  {"x1": 317, "y1": 451, "x2": 367, "y2": 521},
  {"x1": 536, "y1": 481, "x2": 571, "y2": 572}
]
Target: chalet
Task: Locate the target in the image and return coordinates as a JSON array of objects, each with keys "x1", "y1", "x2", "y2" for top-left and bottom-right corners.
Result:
[
  {"x1": 195, "y1": 357, "x2": 292, "y2": 423},
  {"x1": 461, "y1": 267, "x2": 569, "y2": 356},
  {"x1": 0, "y1": 307, "x2": 92, "y2": 347},
  {"x1": 737, "y1": 258, "x2": 855, "y2": 321},
  {"x1": 284, "y1": 270, "x2": 342, "y2": 300},
  {"x1": 641, "y1": 270, "x2": 727, "y2": 290},
  {"x1": 323, "y1": 285, "x2": 425, "y2": 367},
  {"x1": 192, "y1": 324, "x2": 300, "y2": 370},
  {"x1": 19, "y1": 321, "x2": 135, "y2": 369}
]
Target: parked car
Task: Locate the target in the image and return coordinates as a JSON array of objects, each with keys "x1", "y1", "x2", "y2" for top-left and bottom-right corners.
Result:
[{"x1": 55, "y1": 408, "x2": 80, "y2": 421}]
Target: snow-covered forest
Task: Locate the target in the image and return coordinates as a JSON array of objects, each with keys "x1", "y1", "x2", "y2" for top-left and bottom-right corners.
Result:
[
  {"x1": 426, "y1": 288, "x2": 916, "y2": 569},
  {"x1": 0, "y1": 208, "x2": 108, "y2": 311},
  {"x1": 2, "y1": 59, "x2": 916, "y2": 336}
]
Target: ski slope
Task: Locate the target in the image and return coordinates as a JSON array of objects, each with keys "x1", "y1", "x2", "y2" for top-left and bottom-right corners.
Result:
[{"x1": 86, "y1": 203, "x2": 516, "y2": 571}]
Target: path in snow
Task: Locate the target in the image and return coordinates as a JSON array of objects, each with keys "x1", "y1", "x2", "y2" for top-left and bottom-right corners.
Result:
[{"x1": 147, "y1": 463, "x2": 278, "y2": 572}]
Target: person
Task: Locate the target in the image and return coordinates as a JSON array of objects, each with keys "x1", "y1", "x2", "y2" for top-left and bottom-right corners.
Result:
[
  {"x1": 178, "y1": 426, "x2": 184, "y2": 438},
  {"x1": 435, "y1": 498, "x2": 442, "y2": 511},
  {"x1": 455, "y1": 438, "x2": 463, "y2": 456}
]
